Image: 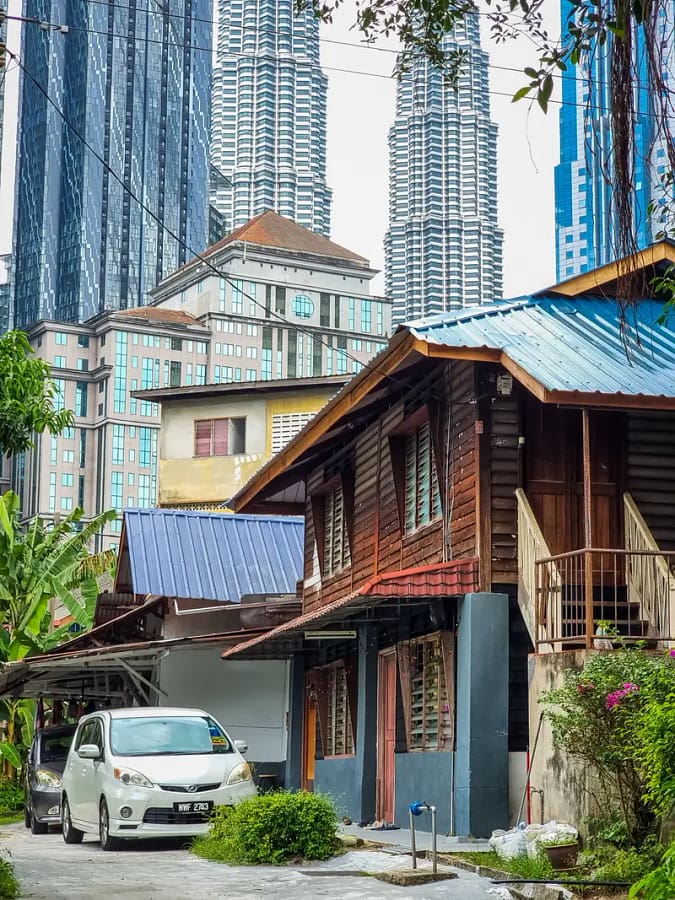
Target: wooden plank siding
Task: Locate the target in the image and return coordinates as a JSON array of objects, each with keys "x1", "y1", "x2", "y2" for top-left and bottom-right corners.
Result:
[
  {"x1": 489, "y1": 392, "x2": 521, "y2": 584},
  {"x1": 301, "y1": 360, "x2": 479, "y2": 613},
  {"x1": 626, "y1": 412, "x2": 675, "y2": 550}
]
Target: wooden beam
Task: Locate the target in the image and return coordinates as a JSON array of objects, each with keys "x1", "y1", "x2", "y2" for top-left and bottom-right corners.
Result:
[{"x1": 547, "y1": 242, "x2": 674, "y2": 297}]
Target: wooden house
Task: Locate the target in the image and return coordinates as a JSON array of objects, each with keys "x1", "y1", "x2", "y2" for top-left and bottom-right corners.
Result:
[{"x1": 224, "y1": 244, "x2": 675, "y2": 835}]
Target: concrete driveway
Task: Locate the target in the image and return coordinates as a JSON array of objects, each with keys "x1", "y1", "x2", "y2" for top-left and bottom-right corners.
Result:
[{"x1": 2, "y1": 823, "x2": 509, "y2": 899}]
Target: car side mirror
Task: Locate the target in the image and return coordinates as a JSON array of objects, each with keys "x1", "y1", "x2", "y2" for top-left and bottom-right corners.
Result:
[
  {"x1": 233, "y1": 739, "x2": 248, "y2": 754},
  {"x1": 77, "y1": 744, "x2": 102, "y2": 760}
]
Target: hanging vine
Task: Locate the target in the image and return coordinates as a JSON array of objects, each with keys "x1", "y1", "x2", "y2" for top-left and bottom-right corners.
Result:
[{"x1": 297, "y1": 0, "x2": 675, "y2": 328}]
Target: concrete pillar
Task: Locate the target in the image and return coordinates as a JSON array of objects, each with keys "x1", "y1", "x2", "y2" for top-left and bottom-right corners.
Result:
[
  {"x1": 284, "y1": 653, "x2": 305, "y2": 791},
  {"x1": 454, "y1": 592, "x2": 509, "y2": 837},
  {"x1": 355, "y1": 624, "x2": 378, "y2": 823}
]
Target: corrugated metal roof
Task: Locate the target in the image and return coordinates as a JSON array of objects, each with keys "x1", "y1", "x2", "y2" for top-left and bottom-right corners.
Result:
[
  {"x1": 407, "y1": 297, "x2": 675, "y2": 398},
  {"x1": 122, "y1": 509, "x2": 304, "y2": 602}
]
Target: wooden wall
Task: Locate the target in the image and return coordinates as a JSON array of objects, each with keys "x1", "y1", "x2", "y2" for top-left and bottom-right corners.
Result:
[
  {"x1": 302, "y1": 360, "x2": 479, "y2": 614},
  {"x1": 627, "y1": 412, "x2": 675, "y2": 550}
]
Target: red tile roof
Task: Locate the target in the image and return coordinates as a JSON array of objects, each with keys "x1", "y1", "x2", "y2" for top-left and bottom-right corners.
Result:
[
  {"x1": 221, "y1": 559, "x2": 479, "y2": 658},
  {"x1": 185, "y1": 210, "x2": 369, "y2": 273},
  {"x1": 116, "y1": 307, "x2": 201, "y2": 327}
]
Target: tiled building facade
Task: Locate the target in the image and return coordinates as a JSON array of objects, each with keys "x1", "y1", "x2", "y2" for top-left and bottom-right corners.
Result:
[
  {"x1": 13, "y1": 0, "x2": 211, "y2": 329},
  {"x1": 16, "y1": 212, "x2": 392, "y2": 548}
]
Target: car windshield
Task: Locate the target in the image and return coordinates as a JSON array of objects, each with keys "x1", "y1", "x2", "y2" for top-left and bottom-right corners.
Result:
[
  {"x1": 40, "y1": 733, "x2": 74, "y2": 764},
  {"x1": 109, "y1": 716, "x2": 232, "y2": 756}
]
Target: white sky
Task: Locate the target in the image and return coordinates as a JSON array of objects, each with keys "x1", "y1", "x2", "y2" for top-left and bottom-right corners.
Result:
[{"x1": 0, "y1": 0, "x2": 561, "y2": 298}]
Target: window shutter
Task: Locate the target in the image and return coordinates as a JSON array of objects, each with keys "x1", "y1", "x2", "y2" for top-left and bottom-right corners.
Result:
[
  {"x1": 397, "y1": 643, "x2": 412, "y2": 748},
  {"x1": 417, "y1": 422, "x2": 432, "y2": 526},
  {"x1": 194, "y1": 421, "x2": 212, "y2": 457},
  {"x1": 324, "y1": 490, "x2": 334, "y2": 575},
  {"x1": 212, "y1": 419, "x2": 229, "y2": 456},
  {"x1": 405, "y1": 433, "x2": 417, "y2": 532}
]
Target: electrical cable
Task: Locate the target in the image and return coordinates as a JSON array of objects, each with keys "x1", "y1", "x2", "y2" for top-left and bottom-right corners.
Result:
[
  {"x1": 6, "y1": 11, "x2": 664, "y2": 112},
  {"x1": 9, "y1": 46, "x2": 445, "y2": 404}
]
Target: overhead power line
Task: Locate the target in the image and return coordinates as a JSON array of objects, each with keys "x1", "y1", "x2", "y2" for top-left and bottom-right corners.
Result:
[
  {"x1": 6, "y1": 9, "x2": 652, "y2": 104},
  {"x1": 8, "y1": 47, "x2": 436, "y2": 400}
]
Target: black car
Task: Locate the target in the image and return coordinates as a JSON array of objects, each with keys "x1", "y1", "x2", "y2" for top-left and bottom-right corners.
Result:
[{"x1": 24, "y1": 725, "x2": 77, "y2": 834}]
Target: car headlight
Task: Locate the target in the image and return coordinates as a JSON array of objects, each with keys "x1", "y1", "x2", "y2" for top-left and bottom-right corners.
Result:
[
  {"x1": 226, "y1": 762, "x2": 252, "y2": 786},
  {"x1": 35, "y1": 768, "x2": 62, "y2": 788},
  {"x1": 113, "y1": 767, "x2": 154, "y2": 789}
]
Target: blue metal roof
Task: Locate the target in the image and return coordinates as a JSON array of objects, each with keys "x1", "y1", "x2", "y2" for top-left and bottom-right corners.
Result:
[
  {"x1": 406, "y1": 296, "x2": 675, "y2": 399},
  {"x1": 122, "y1": 509, "x2": 304, "y2": 602}
]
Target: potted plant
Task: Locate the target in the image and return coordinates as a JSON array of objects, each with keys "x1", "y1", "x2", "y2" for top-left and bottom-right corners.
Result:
[{"x1": 540, "y1": 835, "x2": 579, "y2": 870}]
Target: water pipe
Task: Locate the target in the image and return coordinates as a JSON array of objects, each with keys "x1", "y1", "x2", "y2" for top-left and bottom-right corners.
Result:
[{"x1": 408, "y1": 800, "x2": 437, "y2": 874}]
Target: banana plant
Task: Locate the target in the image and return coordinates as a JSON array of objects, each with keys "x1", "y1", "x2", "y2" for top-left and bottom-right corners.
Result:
[{"x1": 0, "y1": 491, "x2": 117, "y2": 774}]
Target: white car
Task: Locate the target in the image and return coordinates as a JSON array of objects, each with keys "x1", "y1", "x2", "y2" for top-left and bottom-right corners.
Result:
[{"x1": 61, "y1": 707, "x2": 257, "y2": 850}]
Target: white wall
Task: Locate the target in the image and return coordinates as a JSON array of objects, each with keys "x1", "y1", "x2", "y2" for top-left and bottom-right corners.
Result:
[
  {"x1": 157, "y1": 646, "x2": 289, "y2": 763},
  {"x1": 509, "y1": 751, "x2": 528, "y2": 827}
]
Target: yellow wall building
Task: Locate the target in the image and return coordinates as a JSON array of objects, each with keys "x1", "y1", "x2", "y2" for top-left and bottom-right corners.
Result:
[{"x1": 134, "y1": 376, "x2": 348, "y2": 508}]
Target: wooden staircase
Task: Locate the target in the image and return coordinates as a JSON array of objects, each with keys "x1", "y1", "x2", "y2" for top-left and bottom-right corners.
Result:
[{"x1": 518, "y1": 491, "x2": 675, "y2": 652}]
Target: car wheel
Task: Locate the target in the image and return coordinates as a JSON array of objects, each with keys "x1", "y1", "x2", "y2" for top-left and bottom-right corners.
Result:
[
  {"x1": 30, "y1": 807, "x2": 48, "y2": 835},
  {"x1": 62, "y1": 796, "x2": 83, "y2": 844},
  {"x1": 98, "y1": 799, "x2": 121, "y2": 852},
  {"x1": 24, "y1": 803, "x2": 31, "y2": 829}
]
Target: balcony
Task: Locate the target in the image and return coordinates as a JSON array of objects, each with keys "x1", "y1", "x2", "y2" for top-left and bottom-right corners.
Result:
[{"x1": 518, "y1": 490, "x2": 675, "y2": 652}]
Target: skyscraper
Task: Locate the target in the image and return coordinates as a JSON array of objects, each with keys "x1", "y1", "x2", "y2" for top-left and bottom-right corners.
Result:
[
  {"x1": 385, "y1": 17, "x2": 503, "y2": 322},
  {"x1": 555, "y1": 0, "x2": 674, "y2": 279},
  {"x1": 210, "y1": 0, "x2": 331, "y2": 237},
  {"x1": 13, "y1": 0, "x2": 211, "y2": 330}
]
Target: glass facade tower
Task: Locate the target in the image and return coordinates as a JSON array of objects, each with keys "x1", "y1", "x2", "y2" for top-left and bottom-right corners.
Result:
[
  {"x1": 210, "y1": 0, "x2": 331, "y2": 237},
  {"x1": 555, "y1": 0, "x2": 675, "y2": 279},
  {"x1": 385, "y1": 17, "x2": 503, "y2": 323},
  {"x1": 13, "y1": 0, "x2": 211, "y2": 329}
]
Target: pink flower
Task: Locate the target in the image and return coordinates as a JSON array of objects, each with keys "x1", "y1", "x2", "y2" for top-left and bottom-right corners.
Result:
[
  {"x1": 669, "y1": 649, "x2": 675, "y2": 658},
  {"x1": 606, "y1": 683, "x2": 639, "y2": 709}
]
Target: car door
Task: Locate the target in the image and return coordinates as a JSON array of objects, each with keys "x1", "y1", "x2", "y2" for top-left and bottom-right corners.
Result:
[
  {"x1": 66, "y1": 721, "x2": 95, "y2": 824},
  {"x1": 81, "y1": 719, "x2": 106, "y2": 827}
]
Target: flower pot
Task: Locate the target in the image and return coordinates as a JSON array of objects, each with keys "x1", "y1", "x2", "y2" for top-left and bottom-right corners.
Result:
[{"x1": 544, "y1": 842, "x2": 579, "y2": 870}]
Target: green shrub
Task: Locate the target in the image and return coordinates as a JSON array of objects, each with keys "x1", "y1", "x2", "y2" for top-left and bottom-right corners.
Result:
[
  {"x1": 590, "y1": 842, "x2": 664, "y2": 885},
  {"x1": 630, "y1": 841, "x2": 675, "y2": 898},
  {"x1": 0, "y1": 858, "x2": 18, "y2": 900},
  {"x1": 193, "y1": 791, "x2": 338, "y2": 865},
  {"x1": 0, "y1": 780, "x2": 23, "y2": 817}
]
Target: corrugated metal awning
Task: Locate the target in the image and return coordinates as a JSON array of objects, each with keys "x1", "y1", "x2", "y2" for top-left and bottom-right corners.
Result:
[{"x1": 118, "y1": 509, "x2": 304, "y2": 601}]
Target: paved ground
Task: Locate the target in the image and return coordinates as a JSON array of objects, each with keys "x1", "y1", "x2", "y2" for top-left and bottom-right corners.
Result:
[{"x1": 2, "y1": 823, "x2": 509, "y2": 900}]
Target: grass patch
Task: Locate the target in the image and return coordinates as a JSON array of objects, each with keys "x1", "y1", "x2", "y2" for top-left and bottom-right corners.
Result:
[
  {"x1": 0, "y1": 816, "x2": 22, "y2": 827},
  {"x1": 0, "y1": 858, "x2": 18, "y2": 900},
  {"x1": 447, "y1": 849, "x2": 555, "y2": 881},
  {"x1": 193, "y1": 791, "x2": 339, "y2": 866}
]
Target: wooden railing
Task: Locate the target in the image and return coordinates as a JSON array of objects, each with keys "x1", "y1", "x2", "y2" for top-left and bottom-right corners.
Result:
[
  {"x1": 535, "y1": 548, "x2": 675, "y2": 650},
  {"x1": 516, "y1": 489, "x2": 560, "y2": 647},
  {"x1": 624, "y1": 493, "x2": 675, "y2": 639}
]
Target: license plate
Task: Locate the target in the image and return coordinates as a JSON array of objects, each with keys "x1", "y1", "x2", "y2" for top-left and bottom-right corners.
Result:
[{"x1": 172, "y1": 801, "x2": 213, "y2": 814}]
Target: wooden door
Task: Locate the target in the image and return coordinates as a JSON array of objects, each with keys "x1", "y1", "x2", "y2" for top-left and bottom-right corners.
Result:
[
  {"x1": 523, "y1": 399, "x2": 623, "y2": 554},
  {"x1": 377, "y1": 650, "x2": 397, "y2": 823},
  {"x1": 302, "y1": 680, "x2": 317, "y2": 792}
]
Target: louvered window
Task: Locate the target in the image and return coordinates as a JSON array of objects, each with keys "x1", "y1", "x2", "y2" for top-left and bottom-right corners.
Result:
[
  {"x1": 405, "y1": 635, "x2": 453, "y2": 751},
  {"x1": 194, "y1": 418, "x2": 246, "y2": 457},
  {"x1": 325, "y1": 664, "x2": 355, "y2": 757},
  {"x1": 404, "y1": 422, "x2": 441, "y2": 533},
  {"x1": 271, "y1": 412, "x2": 315, "y2": 455},
  {"x1": 324, "y1": 485, "x2": 350, "y2": 576}
]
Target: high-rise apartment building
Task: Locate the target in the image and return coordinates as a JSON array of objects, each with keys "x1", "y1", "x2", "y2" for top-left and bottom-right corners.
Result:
[
  {"x1": 555, "y1": 0, "x2": 674, "y2": 279},
  {"x1": 210, "y1": 0, "x2": 331, "y2": 236},
  {"x1": 13, "y1": 0, "x2": 212, "y2": 330},
  {"x1": 16, "y1": 212, "x2": 391, "y2": 548},
  {"x1": 385, "y1": 17, "x2": 503, "y2": 322}
]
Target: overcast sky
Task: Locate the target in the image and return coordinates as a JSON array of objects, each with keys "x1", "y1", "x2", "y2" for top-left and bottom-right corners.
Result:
[{"x1": 0, "y1": 0, "x2": 561, "y2": 298}]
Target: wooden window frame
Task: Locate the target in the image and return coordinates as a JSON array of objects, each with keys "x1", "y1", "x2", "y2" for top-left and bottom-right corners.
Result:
[
  {"x1": 397, "y1": 631, "x2": 454, "y2": 752},
  {"x1": 193, "y1": 417, "x2": 245, "y2": 458},
  {"x1": 388, "y1": 406, "x2": 443, "y2": 535},
  {"x1": 310, "y1": 471, "x2": 354, "y2": 580},
  {"x1": 309, "y1": 660, "x2": 357, "y2": 759}
]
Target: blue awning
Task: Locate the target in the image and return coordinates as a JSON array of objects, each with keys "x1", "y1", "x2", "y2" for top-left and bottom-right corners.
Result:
[{"x1": 121, "y1": 508, "x2": 304, "y2": 602}]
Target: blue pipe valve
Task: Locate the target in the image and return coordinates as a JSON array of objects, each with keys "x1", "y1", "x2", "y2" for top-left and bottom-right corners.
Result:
[{"x1": 409, "y1": 800, "x2": 430, "y2": 817}]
